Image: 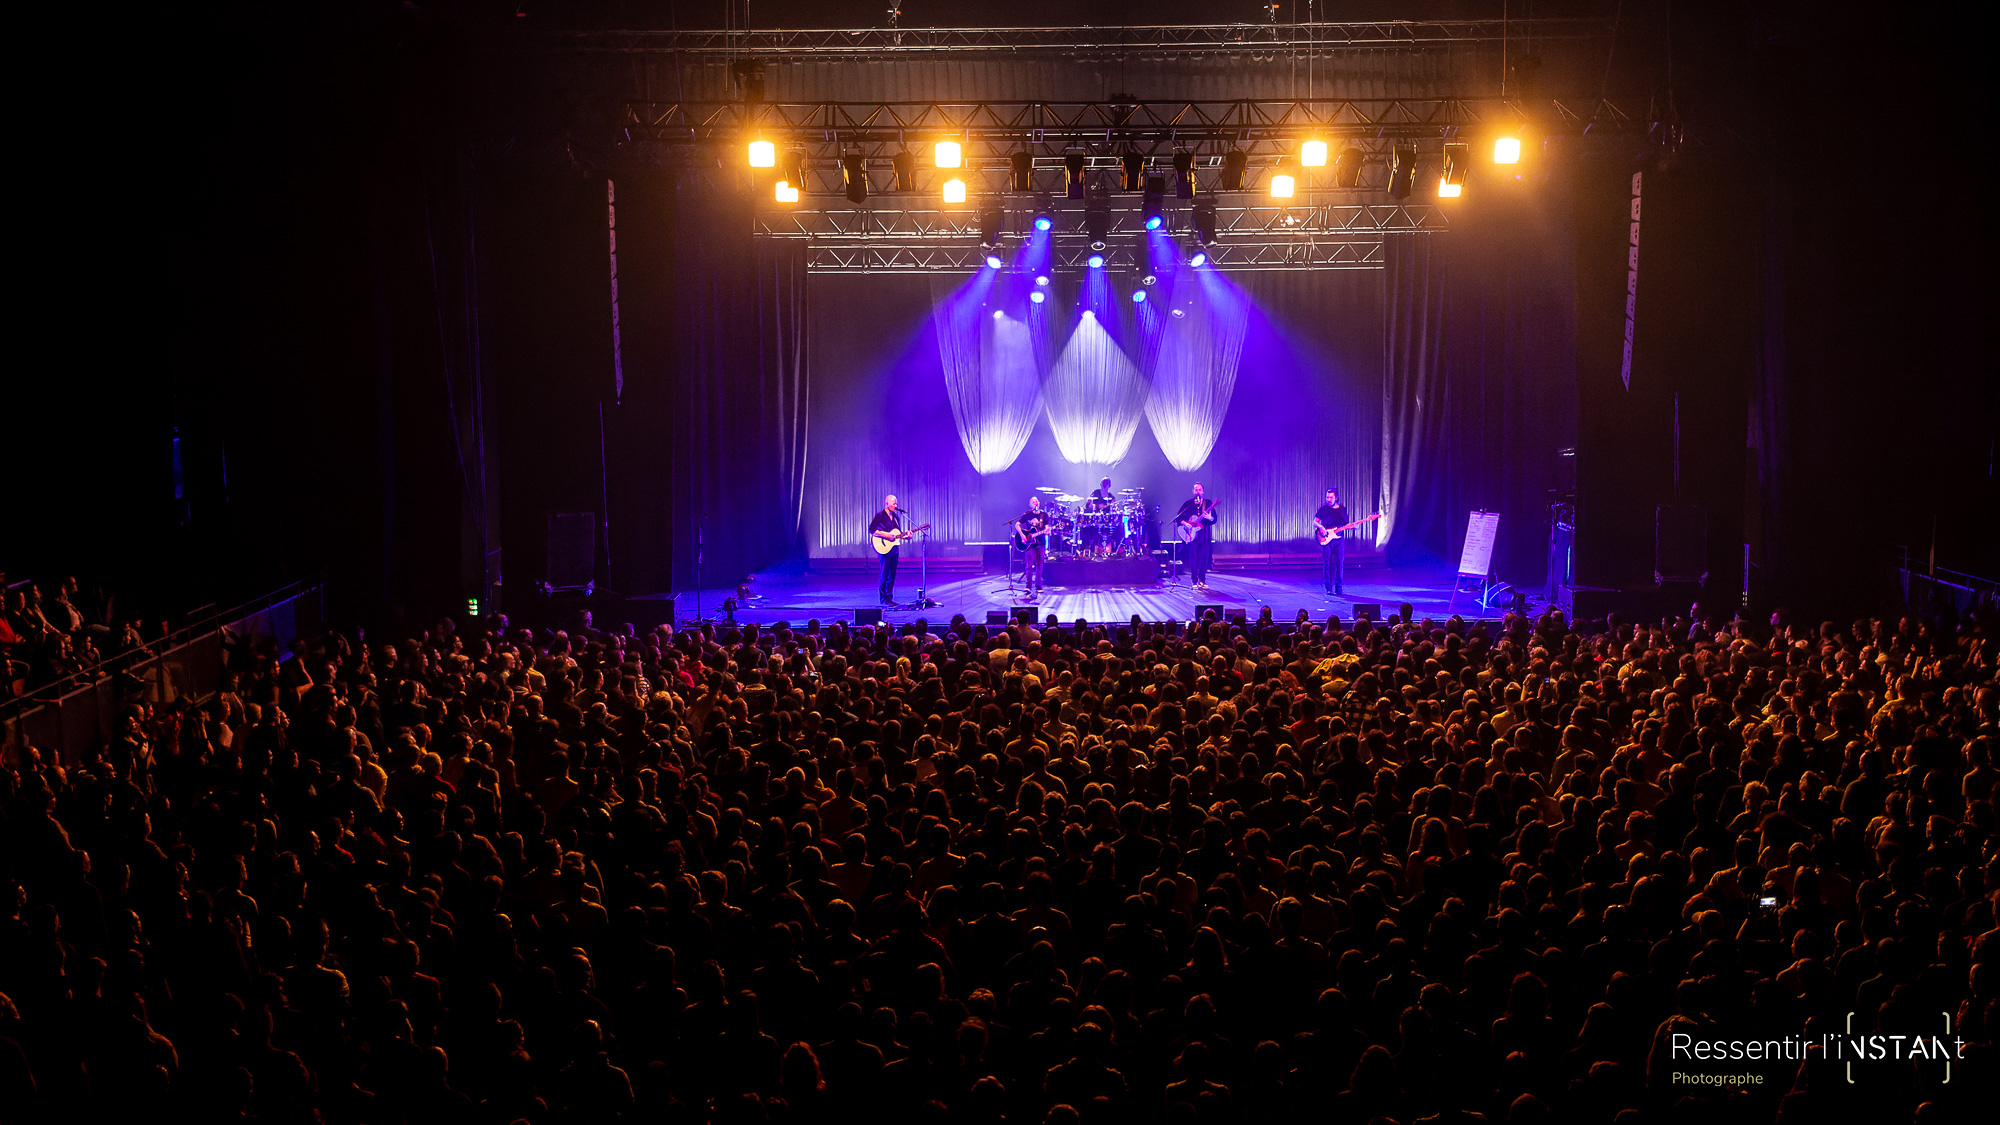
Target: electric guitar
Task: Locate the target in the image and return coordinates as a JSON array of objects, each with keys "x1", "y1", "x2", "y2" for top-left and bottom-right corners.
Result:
[
  {"x1": 1174, "y1": 499, "x2": 1219, "y2": 544},
  {"x1": 1314, "y1": 512, "x2": 1383, "y2": 546},
  {"x1": 871, "y1": 523, "x2": 930, "y2": 555}
]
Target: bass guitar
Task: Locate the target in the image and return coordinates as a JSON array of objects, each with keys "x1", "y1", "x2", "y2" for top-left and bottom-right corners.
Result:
[
  {"x1": 1314, "y1": 512, "x2": 1383, "y2": 546},
  {"x1": 1174, "y1": 499, "x2": 1219, "y2": 544},
  {"x1": 871, "y1": 523, "x2": 931, "y2": 555}
]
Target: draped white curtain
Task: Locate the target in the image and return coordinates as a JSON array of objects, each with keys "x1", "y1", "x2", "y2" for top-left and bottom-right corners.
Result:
[
  {"x1": 1043, "y1": 312, "x2": 1150, "y2": 465},
  {"x1": 1144, "y1": 278, "x2": 1249, "y2": 470},
  {"x1": 931, "y1": 275, "x2": 1043, "y2": 474}
]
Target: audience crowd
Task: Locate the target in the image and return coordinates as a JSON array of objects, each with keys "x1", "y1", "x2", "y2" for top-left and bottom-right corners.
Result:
[
  {"x1": 2, "y1": 574, "x2": 152, "y2": 697},
  {"x1": 1, "y1": 597, "x2": 1994, "y2": 1124}
]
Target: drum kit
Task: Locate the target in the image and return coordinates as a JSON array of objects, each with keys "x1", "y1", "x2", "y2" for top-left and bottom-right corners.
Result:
[{"x1": 1029, "y1": 485, "x2": 1152, "y2": 558}]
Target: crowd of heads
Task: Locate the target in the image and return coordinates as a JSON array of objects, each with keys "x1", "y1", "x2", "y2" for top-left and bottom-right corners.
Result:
[
  {"x1": 1, "y1": 595, "x2": 1994, "y2": 1123},
  {"x1": 1, "y1": 575, "x2": 149, "y2": 697}
]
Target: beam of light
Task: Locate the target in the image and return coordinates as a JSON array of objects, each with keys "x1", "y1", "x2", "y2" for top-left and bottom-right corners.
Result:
[
  {"x1": 985, "y1": 253, "x2": 1003, "y2": 269},
  {"x1": 931, "y1": 271, "x2": 1042, "y2": 474},
  {"x1": 1143, "y1": 267, "x2": 1248, "y2": 470},
  {"x1": 1189, "y1": 251, "x2": 1207, "y2": 267},
  {"x1": 1044, "y1": 308, "x2": 1148, "y2": 466}
]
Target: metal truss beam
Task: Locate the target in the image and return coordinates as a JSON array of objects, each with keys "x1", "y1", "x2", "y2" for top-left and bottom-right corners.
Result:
[
  {"x1": 758, "y1": 199, "x2": 1438, "y2": 274},
  {"x1": 802, "y1": 238, "x2": 1388, "y2": 273},
  {"x1": 623, "y1": 96, "x2": 1639, "y2": 161},
  {"x1": 549, "y1": 20, "x2": 1610, "y2": 57}
]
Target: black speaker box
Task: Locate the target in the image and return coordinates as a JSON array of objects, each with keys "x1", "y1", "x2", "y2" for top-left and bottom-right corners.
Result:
[
  {"x1": 1352, "y1": 602, "x2": 1384, "y2": 622},
  {"x1": 854, "y1": 608, "x2": 882, "y2": 625}
]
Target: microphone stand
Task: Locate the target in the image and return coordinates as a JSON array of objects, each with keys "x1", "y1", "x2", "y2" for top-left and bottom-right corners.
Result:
[{"x1": 903, "y1": 509, "x2": 939, "y2": 610}]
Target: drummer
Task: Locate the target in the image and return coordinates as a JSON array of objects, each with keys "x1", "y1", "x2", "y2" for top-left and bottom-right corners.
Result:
[{"x1": 1088, "y1": 477, "x2": 1117, "y2": 511}]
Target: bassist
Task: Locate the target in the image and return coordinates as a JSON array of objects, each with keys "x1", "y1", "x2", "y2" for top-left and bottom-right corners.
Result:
[{"x1": 1314, "y1": 488, "x2": 1350, "y2": 596}]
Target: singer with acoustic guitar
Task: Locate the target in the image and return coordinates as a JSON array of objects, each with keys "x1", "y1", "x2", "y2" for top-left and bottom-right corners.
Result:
[
  {"x1": 1171, "y1": 483, "x2": 1219, "y2": 590},
  {"x1": 869, "y1": 495, "x2": 930, "y2": 606},
  {"x1": 1013, "y1": 495, "x2": 1054, "y2": 597}
]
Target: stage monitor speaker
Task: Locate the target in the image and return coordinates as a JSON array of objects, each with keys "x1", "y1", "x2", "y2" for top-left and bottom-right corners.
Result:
[
  {"x1": 547, "y1": 512, "x2": 596, "y2": 589},
  {"x1": 1195, "y1": 604, "x2": 1223, "y2": 621},
  {"x1": 1655, "y1": 504, "x2": 1708, "y2": 584},
  {"x1": 854, "y1": 608, "x2": 882, "y2": 626},
  {"x1": 985, "y1": 611, "x2": 1009, "y2": 626},
  {"x1": 1352, "y1": 602, "x2": 1384, "y2": 622},
  {"x1": 1011, "y1": 606, "x2": 1037, "y2": 624},
  {"x1": 1225, "y1": 609, "x2": 1247, "y2": 625}
]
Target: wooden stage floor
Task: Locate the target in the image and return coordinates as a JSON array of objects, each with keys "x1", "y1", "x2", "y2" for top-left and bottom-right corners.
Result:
[{"x1": 673, "y1": 560, "x2": 1501, "y2": 628}]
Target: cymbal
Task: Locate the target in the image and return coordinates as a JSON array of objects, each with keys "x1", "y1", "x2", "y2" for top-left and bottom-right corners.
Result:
[
  {"x1": 1056, "y1": 494, "x2": 1084, "y2": 502},
  {"x1": 1117, "y1": 488, "x2": 1143, "y2": 494},
  {"x1": 1035, "y1": 486, "x2": 1061, "y2": 493}
]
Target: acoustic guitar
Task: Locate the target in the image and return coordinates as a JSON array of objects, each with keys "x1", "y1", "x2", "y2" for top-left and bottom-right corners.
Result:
[
  {"x1": 1314, "y1": 512, "x2": 1383, "y2": 546},
  {"x1": 1011, "y1": 522, "x2": 1055, "y2": 551},
  {"x1": 871, "y1": 523, "x2": 930, "y2": 555}
]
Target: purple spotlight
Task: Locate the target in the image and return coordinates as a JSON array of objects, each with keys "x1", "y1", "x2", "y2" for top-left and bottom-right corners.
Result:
[
  {"x1": 1189, "y1": 251, "x2": 1207, "y2": 267},
  {"x1": 992, "y1": 309, "x2": 1004, "y2": 319},
  {"x1": 1131, "y1": 289, "x2": 1147, "y2": 303},
  {"x1": 985, "y1": 253, "x2": 1003, "y2": 269},
  {"x1": 1086, "y1": 253, "x2": 1104, "y2": 268},
  {"x1": 1035, "y1": 275, "x2": 1050, "y2": 286},
  {"x1": 1030, "y1": 290, "x2": 1045, "y2": 303}
]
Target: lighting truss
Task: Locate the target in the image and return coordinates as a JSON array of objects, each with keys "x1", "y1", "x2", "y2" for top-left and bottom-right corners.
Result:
[
  {"x1": 622, "y1": 96, "x2": 1640, "y2": 164},
  {"x1": 758, "y1": 199, "x2": 1441, "y2": 273},
  {"x1": 552, "y1": 20, "x2": 1612, "y2": 57}
]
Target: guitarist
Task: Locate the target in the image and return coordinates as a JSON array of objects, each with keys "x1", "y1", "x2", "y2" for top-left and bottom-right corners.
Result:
[
  {"x1": 1172, "y1": 483, "x2": 1219, "y2": 590},
  {"x1": 1013, "y1": 495, "x2": 1053, "y2": 597},
  {"x1": 869, "y1": 495, "x2": 906, "y2": 606},
  {"x1": 1314, "y1": 488, "x2": 1350, "y2": 596}
]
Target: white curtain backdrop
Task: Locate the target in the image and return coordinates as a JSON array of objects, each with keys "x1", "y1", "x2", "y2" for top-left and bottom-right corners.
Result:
[{"x1": 1043, "y1": 311, "x2": 1150, "y2": 465}]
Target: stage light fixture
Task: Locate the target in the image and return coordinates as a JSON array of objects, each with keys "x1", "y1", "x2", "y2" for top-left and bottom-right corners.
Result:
[
  {"x1": 1333, "y1": 146, "x2": 1366, "y2": 189},
  {"x1": 1064, "y1": 152, "x2": 1087, "y2": 199},
  {"x1": 1172, "y1": 308, "x2": 1186, "y2": 317},
  {"x1": 1132, "y1": 289, "x2": 1147, "y2": 303},
  {"x1": 1031, "y1": 290, "x2": 1046, "y2": 303},
  {"x1": 935, "y1": 140, "x2": 962, "y2": 168},
  {"x1": 1172, "y1": 150, "x2": 1196, "y2": 198},
  {"x1": 842, "y1": 154, "x2": 869, "y2": 204},
  {"x1": 1141, "y1": 274, "x2": 1157, "y2": 286},
  {"x1": 781, "y1": 150, "x2": 807, "y2": 192},
  {"x1": 978, "y1": 206, "x2": 1006, "y2": 246},
  {"x1": 1189, "y1": 250, "x2": 1207, "y2": 267},
  {"x1": 1191, "y1": 198, "x2": 1217, "y2": 245},
  {"x1": 1221, "y1": 149, "x2": 1248, "y2": 191},
  {"x1": 1085, "y1": 193, "x2": 1111, "y2": 248},
  {"x1": 891, "y1": 149, "x2": 917, "y2": 193},
  {"x1": 1031, "y1": 193, "x2": 1055, "y2": 232},
  {"x1": 748, "y1": 138, "x2": 775, "y2": 168},
  {"x1": 1087, "y1": 253, "x2": 1105, "y2": 268},
  {"x1": 1011, "y1": 150, "x2": 1034, "y2": 192},
  {"x1": 986, "y1": 253, "x2": 1004, "y2": 269},
  {"x1": 992, "y1": 309, "x2": 1004, "y2": 319},
  {"x1": 1035, "y1": 275, "x2": 1050, "y2": 286},
  {"x1": 1033, "y1": 213, "x2": 1053, "y2": 231},
  {"x1": 1440, "y1": 142, "x2": 1468, "y2": 198},
  {"x1": 1141, "y1": 176, "x2": 1167, "y2": 230},
  {"x1": 942, "y1": 178, "x2": 967, "y2": 203},
  {"x1": 1301, "y1": 139, "x2": 1328, "y2": 167},
  {"x1": 1494, "y1": 135, "x2": 1521, "y2": 164},
  {"x1": 1270, "y1": 172, "x2": 1295, "y2": 199},
  {"x1": 775, "y1": 181, "x2": 799, "y2": 203},
  {"x1": 1389, "y1": 146, "x2": 1418, "y2": 200},
  {"x1": 1121, "y1": 153, "x2": 1145, "y2": 191}
]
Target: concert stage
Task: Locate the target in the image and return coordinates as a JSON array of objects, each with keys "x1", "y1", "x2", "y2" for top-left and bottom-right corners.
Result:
[{"x1": 671, "y1": 560, "x2": 1489, "y2": 630}]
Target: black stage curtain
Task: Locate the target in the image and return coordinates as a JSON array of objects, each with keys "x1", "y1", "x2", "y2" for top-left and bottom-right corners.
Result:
[
  {"x1": 1384, "y1": 190, "x2": 1579, "y2": 587},
  {"x1": 610, "y1": 181, "x2": 810, "y2": 595}
]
